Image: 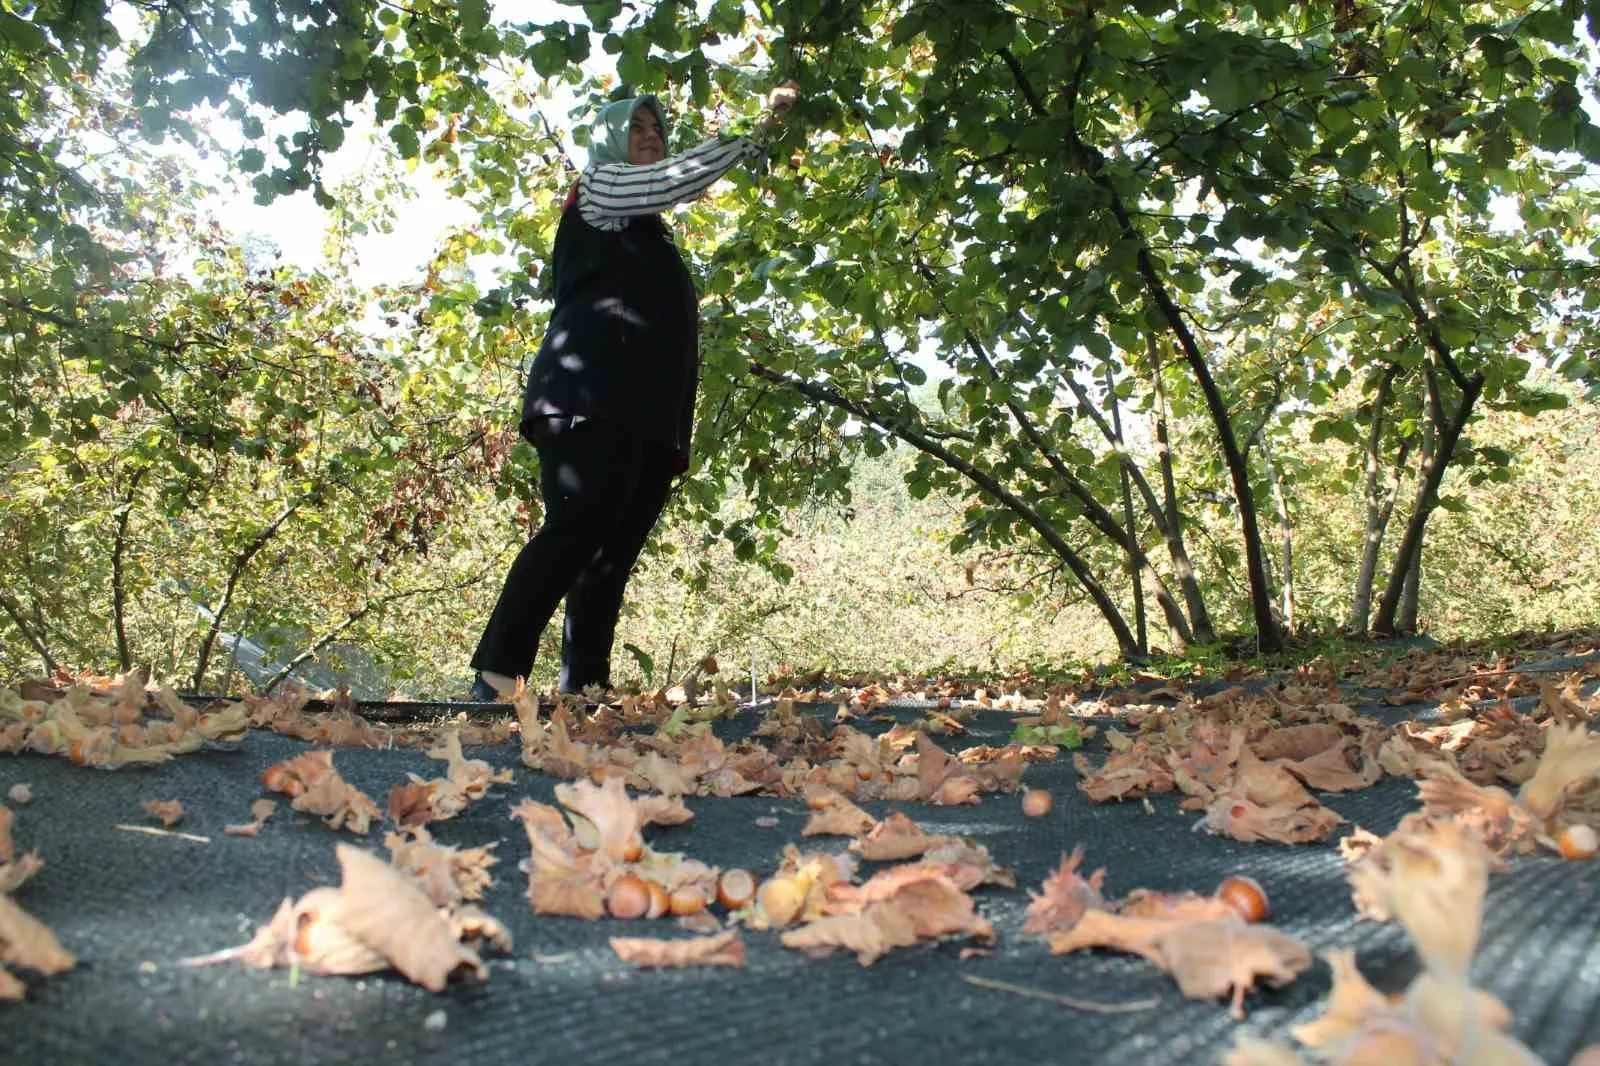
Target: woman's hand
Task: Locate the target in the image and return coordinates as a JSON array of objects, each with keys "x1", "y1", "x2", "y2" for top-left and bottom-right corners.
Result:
[{"x1": 755, "y1": 80, "x2": 801, "y2": 137}]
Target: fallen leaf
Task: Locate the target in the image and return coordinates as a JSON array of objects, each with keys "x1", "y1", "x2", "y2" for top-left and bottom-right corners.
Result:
[
  {"x1": 387, "y1": 781, "x2": 436, "y2": 827},
  {"x1": 1517, "y1": 721, "x2": 1600, "y2": 823},
  {"x1": 6, "y1": 785, "x2": 30, "y2": 806},
  {"x1": 186, "y1": 844, "x2": 502, "y2": 993},
  {"x1": 1023, "y1": 847, "x2": 1106, "y2": 937},
  {"x1": 1416, "y1": 761, "x2": 1536, "y2": 856},
  {"x1": 426, "y1": 728, "x2": 514, "y2": 801},
  {"x1": 919, "y1": 840, "x2": 1015, "y2": 890},
  {"x1": 1290, "y1": 949, "x2": 1392, "y2": 1047},
  {"x1": 787, "y1": 869, "x2": 993, "y2": 965},
  {"x1": 850, "y1": 811, "x2": 953, "y2": 861},
  {"x1": 261, "y1": 751, "x2": 381, "y2": 834},
  {"x1": 386, "y1": 826, "x2": 498, "y2": 907},
  {"x1": 0, "y1": 892, "x2": 75, "y2": 1000},
  {"x1": 1076, "y1": 746, "x2": 1176, "y2": 802},
  {"x1": 556, "y1": 777, "x2": 652, "y2": 860},
  {"x1": 1347, "y1": 819, "x2": 1488, "y2": 977},
  {"x1": 780, "y1": 901, "x2": 921, "y2": 965},
  {"x1": 1047, "y1": 908, "x2": 1179, "y2": 965},
  {"x1": 610, "y1": 931, "x2": 745, "y2": 968},
  {"x1": 1202, "y1": 791, "x2": 1343, "y2": 844},
  {"x1": 1152, "y1": 918, "x2": 1311, "y2": 1019},
  {"x1": 801, "y1": 787, "x2": 878, "y2": 838},
  {"x1": 224, "y1": 799, "x2": 278, "y2": 837},
  {"x1": 142, "y1": 799, "x2": 184, "y2": 827},
  {"x1": 1249, "y1": 724, "x2": 1346, "y2": 762}
]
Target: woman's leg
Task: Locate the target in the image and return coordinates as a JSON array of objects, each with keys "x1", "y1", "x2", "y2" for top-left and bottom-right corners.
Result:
[
  {"x1": 557, "y1": 443, "x2": 677, "y2": 692},
  {"x1": 469, "y1": 421, "x2": 645, "y2": 682}
]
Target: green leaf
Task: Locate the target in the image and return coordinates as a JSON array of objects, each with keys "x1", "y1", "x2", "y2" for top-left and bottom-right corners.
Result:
[
  {"x1": 622, "y1": 642, "x2": 654, "y2": 682},
  {"x1": 389, "y1": 123, "x2": 420, "y2": 159}
]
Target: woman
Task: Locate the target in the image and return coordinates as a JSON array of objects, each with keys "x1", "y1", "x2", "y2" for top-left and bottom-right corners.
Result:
[{"x1": 469, "y1": 83, "x2": 798, "y2": 701}]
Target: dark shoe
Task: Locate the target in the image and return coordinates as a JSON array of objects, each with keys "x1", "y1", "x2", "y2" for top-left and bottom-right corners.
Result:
[{"x1": 468, "y1": 675, "x2": 503, "y2": 702}]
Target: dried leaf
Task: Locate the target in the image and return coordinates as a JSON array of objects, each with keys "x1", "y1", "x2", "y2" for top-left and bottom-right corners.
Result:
[
  {"x1": 142, "y1": 799, "x2": 184, "y2": 827},
  {"x1": 1416, "y1": 761, "x2": 1536, "y2": 856},
  {"x1": 1249, "y1": 724, "x2": 1346, "y2": 762},
  {"x1": 386, "y1": 827, "x2": 498, "y2": 907},
  {"x1": 329, "y1": 844, "x2": 487, "y2": 991},
  {"x1": 1152, "y1": 918, "x2": 1310, "y2": 1019},
  {"x1": 262, "y1": 751, "x2": 381, "y2": 834},
  {"x1": 801, "y1": 787, "x2": 878, "y2": 838},
  {"x1": 610, "y1": 931, "x2": 745, "y2": 968},
  {"x1": 780, "y1": 902, "x2": 922, "y2": 965},
  {"x1": 850, "y1": 812, "x2": 953, "y2": 861},
  {"x1": 0, "y1": 852, "x2": 42, "y2": 894},
  {"x1": 1291, "y1": 950, "x2": 1392, "y2": 1047},
  {"x1": 1023, "y1": 847, "x2": 1106, "y2": 937},
  {"x1": 554, "y1": 776, "x2": 648, "y2": 861},
  {"x1": 1119, "y1": 889, "x2": 1238, "y2": 923},
  {"x1": 426, "y1": 728, "x2": 514, "y2": 800},
  {"x1": 1202, "y1": 791, "x2": 1343, "y2": 844},
  {"x1": 1349, "y1": 820, "x2": 1489, "y2": 977},
  {"x1": 929, "y1": 775, "x2": 983, "y2": 806},
  {"x1": 224, "y1": 799, "x2": 278, "y2": 838},
  {"x1": 387, "y1": 781, "x2": 436, "y2": 827},
  {"x1": 1047, "y1": 908, "x2": 1178, "y2": 965},
  {"x1": 634, "y1": 750, "x2": 696, "y2": 796},
  {"x1": 789, "y1": 870, "x2": 992, "y2": 965},
  {"x1": 0, "y1": 892, "x2": 75, "y2": 998},
  {"x1": 919, "y1": 840, "x2": 1015, "y2": 890},
  {"x1": 633, "y1": 793, "x2": 694, "y2": 828},
  {"x1": 1517, "y1": 721, "x2": 1600, "y2": 822},
  {"x1": 1076, "y1": 747, "x2": 1176, "y2": 802}
]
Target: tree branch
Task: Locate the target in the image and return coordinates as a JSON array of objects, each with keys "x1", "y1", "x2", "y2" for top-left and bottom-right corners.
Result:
[
  {"x1": 749, "y1": 360, "x2": 1139, "y2": 656},
  {"x1": 260, "y1": 565, "x2": 499, "y2": 695},
  {"x1": 191, "y1": 491, "x2": 313, "y2": 690},
  {"x1": 112, "y1": 467, "x2": 148, "y2": 672},
  {"x1": 0, "y1": 591, "x2": 56, "y2": 675}
]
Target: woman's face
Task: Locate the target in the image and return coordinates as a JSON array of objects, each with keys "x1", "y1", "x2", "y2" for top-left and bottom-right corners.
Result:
[{"x1": 628, "y1": 108, "x2": 664, "y2": 164}]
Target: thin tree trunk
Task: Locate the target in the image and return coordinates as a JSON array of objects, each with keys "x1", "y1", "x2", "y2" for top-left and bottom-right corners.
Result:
[
  {"x1": 1145, "y1": 334, "x2": 1215, "y2": 643},
  {"x1": 1396, "y1": 399, "x2": 1438, "y2": 635},
  {"x1": 993, "y1": 53, "x2": 1221, "y2": 649},
  {"x1": 938, "y1": 314, "x2": 1193, "y2": 647},
  {"x1": 1374, "y1": 361, "x2": 1482, "y2": 634},
  {"x1": 1261, "y1": 440, "x2": 1294, "y2": 634},
  {"x1": 221, "y1": 603, "x2": 250, "y2": 697},
  {"x1": 995, "y1": 43, "x2": 1279, "y2": 651},
  {"x1": 750, "y1": 361, "x2": 1141, "y2": 656},
  {"x1": 1121, "y1": 229, "x2": 1279, "y2": 650},
  {"x1": 0, "y1": 592, "x2": 56, "y2": 675},
  {"x1": 1106, "y1": 366, "x2": 1147, "y2": 653},
  {"x1": 1349, "y1": 366, "x2": 1399, "y2": 634},
  {"x1": 1399, "y1": 528, "x2": 1423, "y2": 633},
  {"x1": 112, "y1": 467, "x2": 147, "y2": 671},
  {"x1": 192, "y1": 495, "x2": 308, "y2": 690}
]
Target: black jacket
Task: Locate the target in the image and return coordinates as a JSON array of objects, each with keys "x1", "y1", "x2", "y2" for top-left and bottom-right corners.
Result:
[{"x1": 521, "y1": 207, "x2": 700, "y2": 459}]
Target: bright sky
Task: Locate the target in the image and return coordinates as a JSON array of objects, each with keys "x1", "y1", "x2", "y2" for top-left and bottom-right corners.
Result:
[{"x1": 208, "y1": 0, "x2": 573, "y2": 287}]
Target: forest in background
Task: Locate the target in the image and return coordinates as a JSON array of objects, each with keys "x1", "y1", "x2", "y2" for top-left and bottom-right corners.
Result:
[{"x1": 3, "y1": 0, "x2": 1599, "y2": 697}]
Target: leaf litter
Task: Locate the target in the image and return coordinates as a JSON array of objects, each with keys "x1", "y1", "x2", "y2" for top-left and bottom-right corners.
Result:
[{"x1": 2, "y1": 639, "x2": 1596, "y2": 1049}]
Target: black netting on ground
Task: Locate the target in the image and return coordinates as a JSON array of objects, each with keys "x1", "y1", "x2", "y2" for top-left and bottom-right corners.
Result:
[{"x1": 3, "y1": 660, "x2": 1599, "y2": 1066}]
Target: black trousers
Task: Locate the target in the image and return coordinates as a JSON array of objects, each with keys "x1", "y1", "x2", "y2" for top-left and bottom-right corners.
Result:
[{"x1": 470, "y1": 418, "x2": 676, "y2": 693}]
